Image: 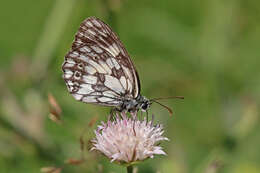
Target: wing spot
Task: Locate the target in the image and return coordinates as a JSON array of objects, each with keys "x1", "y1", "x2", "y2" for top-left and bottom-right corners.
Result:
[
  {"x1": 70, "y1": 82, "x2": 80, "y2": 92},
  {"x1": 77, "y1": 63, "x2": 84, "y2": 70},
  {"x1": 74, "y1": 71, "x2": 82, "y2": 80}
]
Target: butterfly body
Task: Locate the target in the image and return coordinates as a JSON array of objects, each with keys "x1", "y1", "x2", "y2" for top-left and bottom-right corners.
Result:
[{"x1": 117, "y1": 95, "x2": 151, "y2": 113}]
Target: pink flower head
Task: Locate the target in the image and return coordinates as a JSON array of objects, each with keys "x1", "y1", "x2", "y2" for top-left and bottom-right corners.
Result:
[{"x1": 91, "y1": 112, "x2": 169, "y2": 164}]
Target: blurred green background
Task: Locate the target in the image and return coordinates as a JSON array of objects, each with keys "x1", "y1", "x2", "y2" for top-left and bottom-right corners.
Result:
[{"x1": 1, "y1": 0, "x2": 260, "y2": 172}]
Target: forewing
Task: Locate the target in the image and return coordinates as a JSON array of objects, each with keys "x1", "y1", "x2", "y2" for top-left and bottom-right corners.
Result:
[{"x1": 62, "y1": 17, "x2": 140, "y2": 106}]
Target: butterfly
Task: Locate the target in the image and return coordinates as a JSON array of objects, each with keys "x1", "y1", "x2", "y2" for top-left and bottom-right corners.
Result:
[{"x1": 62, "y1": 17, "x2": 183, "y2": 114}]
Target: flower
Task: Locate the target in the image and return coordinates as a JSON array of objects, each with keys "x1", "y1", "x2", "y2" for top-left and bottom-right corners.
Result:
[{"x1": 91, "y1": 112, "x2": 169, "y2": 164}]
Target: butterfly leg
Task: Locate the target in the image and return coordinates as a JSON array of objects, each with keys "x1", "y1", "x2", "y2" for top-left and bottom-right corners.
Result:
[
  {"x1": 109, "y1": 109, "x2": 115, "y2": 121},
  {"x1": 146, "y1": 110, "x2": 149, "y2": 125},
  {"x1": 109, "y1": 108, "x2": 119, "y2": 121},
  {"x1": 140, "y1": 111, "x2": 143, "y2": 120}
]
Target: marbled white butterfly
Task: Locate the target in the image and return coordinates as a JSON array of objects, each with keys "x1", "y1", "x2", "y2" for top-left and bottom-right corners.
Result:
[{"x1": 62, "y1": 17, "x2": 182, "y2": 114}]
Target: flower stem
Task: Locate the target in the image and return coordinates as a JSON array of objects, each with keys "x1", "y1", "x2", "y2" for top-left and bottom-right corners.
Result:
[{"x1": 127, "y1": 165, "x2": 133, "y2": 173}]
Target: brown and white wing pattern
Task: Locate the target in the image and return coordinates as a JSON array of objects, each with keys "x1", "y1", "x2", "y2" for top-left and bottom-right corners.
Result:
[{"x1": 62, "y1": 17, "x2": 140, "y2": 106}]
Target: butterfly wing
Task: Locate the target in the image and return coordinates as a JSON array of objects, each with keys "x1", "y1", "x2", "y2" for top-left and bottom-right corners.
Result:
[{"x1": 62, "y1": 17, "x2": 140, "y2": 106}]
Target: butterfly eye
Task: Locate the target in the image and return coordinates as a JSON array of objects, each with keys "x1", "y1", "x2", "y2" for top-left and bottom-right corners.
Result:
[
  {"x1": 77, "y1": 63, "x2": 84, "y2": 69},
  {"x1": 141, "y1": 103, "x2": 148, "y2": 110},
  {"x1": 74, "y1": 71, "x2": 82, "y2": 80},
  {"x1": 71, "y1": 82, "x2": 80, "y2": 92}
]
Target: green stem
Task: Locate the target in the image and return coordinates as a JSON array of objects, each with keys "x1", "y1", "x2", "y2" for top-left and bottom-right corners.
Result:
[{"x1": 127, "y1": 165, "x2": 133, "y2": 173}]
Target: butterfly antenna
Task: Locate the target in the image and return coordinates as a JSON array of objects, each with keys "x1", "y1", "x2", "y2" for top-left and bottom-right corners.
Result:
[
  {"x1": 151, "y1": 100, "x2": 173, "y2": 116},
  {"x1": 151, "y1": 96, "x2": 184, "y2": 100}
]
